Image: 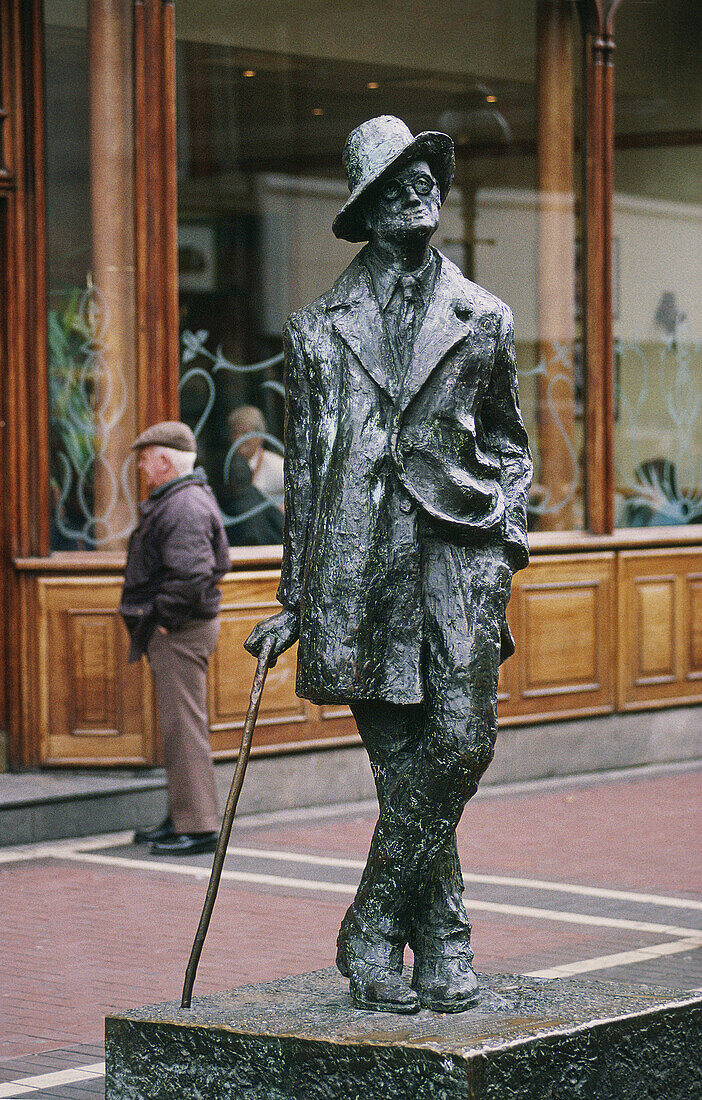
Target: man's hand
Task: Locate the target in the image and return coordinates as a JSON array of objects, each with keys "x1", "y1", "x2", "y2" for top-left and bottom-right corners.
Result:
[
  {"x1": 244, "y1": 609, "x2": 299, "y2": 667},
  {"x1": 157, "y1": 625, "x2": 169, "y2": 636}
]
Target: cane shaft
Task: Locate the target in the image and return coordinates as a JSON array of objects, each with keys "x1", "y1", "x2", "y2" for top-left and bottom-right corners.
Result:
[{"x1": 181, "y1": 636, "x2": 275, "y2": 1008}]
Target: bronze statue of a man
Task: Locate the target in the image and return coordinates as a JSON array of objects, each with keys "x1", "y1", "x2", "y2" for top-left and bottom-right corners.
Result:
[{"x1": 247, "y1": 116, "x2": 532, "y2": 1014}]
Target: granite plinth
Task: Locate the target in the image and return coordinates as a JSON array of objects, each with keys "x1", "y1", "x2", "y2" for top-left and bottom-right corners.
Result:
[{"x1": 105, "y1": 968, "x2": 702, "y2": 1100}]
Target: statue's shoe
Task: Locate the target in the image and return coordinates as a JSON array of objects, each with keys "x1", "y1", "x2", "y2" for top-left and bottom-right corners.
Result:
[
  {"x1": 338, "y1": 943, "x2": 419, "y2": 1013},
  {"x1": 411, "y1": 953, "x2": 479, "y2": 1012},
  {"x1": 336, "y1": 914, "x2": 418, "y2": 1014}
]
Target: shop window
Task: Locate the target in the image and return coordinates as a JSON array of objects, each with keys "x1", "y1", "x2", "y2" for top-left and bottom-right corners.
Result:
[
  {"x1": 613, "y1": 0, "x2": 702, "y2": 528},
  {"x1": 44, "y1": 0, "x2": 137, "y2": 551},
  {"x1": 174, "y1": 0, "x2": 585, "y2": 542}
]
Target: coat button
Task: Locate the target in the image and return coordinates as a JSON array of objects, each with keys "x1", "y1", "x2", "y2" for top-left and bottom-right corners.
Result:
[{"x1": 398, "y1": 495, "x2": 415, "y2": 514}]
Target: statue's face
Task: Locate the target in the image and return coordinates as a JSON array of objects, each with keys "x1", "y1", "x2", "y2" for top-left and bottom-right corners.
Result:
[{"x1": 364, "y1": 158, "x2": 441, "y2": 245}]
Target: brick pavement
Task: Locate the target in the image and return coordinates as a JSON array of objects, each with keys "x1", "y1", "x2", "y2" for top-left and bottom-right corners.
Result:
[{"x1": 0, "y1": 763, "x2": 700, "y2": 1097}]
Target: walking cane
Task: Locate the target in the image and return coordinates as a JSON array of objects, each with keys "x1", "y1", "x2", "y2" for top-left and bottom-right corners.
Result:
[{"x1": 181, "y1": 634, "x2": 276, "y2": 1009}]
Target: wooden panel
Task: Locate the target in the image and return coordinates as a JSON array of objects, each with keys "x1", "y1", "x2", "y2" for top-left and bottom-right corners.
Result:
[
  {"x1": 31, "y1": 569, "x2": 358, "y2": 767},
  {"x1": 634, "y1": 577, "x2": 675, "y2": 684},
  {"x1": 499, "y1": 553, "x2": 615, "y2": 723},
  {"x1": 618, "y1": 549, "x2": 702, "y2": 710},
  {"x1": 38, "y1": 577, "x2": 155, "y2": 764},
  {"x1": 212, "y1": 615, "x2": 302, "y2": 726},
  {"x1": 208, "y1": 577, "x2": 308, "y2": 755},
  {"x1": 688, "y1": 577, "x2": 702, "y2": 679},
  {"x1": 69, "y1": 611, "x2": 119, "y2": 732},
  {"x1": 24, "y1": 549, "x2": 701, "y2": 766},
  {"x1": 208, "y1": 572, "x2": 356, "y2": 757},
  {"x1": 522, "y1": 583, "x2": 599, "y2": 694}
]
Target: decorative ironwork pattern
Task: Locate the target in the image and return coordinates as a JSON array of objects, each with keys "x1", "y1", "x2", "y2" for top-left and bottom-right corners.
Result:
[{"x1": 179, "y1": 329, "x2": 285, "y2": 532}]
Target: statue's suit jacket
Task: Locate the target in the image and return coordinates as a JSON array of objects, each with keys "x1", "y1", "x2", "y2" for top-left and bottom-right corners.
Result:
[{"x1": 278, "y1": 246, "x2": 532, "y2": 706}]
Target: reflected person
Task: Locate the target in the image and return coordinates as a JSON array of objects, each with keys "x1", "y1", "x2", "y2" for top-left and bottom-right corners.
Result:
[
  {"x1": 228, "y1": 405, "x2": 284, "y2": 508},
  {"x1": 223, "y1": 452, "x2": 284, "y2": 547}
]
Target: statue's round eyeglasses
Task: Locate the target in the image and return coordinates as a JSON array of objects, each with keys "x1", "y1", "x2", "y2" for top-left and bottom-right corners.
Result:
[{"x1": 380, "y1": 173, "x2": 438, "y2": 202}]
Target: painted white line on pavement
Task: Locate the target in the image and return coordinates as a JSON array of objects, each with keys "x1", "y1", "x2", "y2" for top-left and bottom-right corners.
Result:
[
  {"x1": 53, "y1": 850, "x2": 702, "y2": 937},
  {"x1": 454, "y1": 899, "x2": 702, "y2": 938},
  {"x1": 0, "y1": 832, "x2": 134, "y2": 863},
  {"x1": 3, "y1": 834, "x2": 701, "y2": 914},
  {"x1": 227, "y1": 845, "x2": 365, "y2": 869},
  {"x1": 55, "y1": 848, "x2": 358, "y2": 892},
  {"x1": 223, "y1": 845, "x2": 702, "y2": 913},
  {"x1": 462, "y1": 873, "x2": 702, "y2": 913},
  {"x1": 0, "y1": 1061, "x2": 105, "y2": 1097},
  {"x1": 528, "y1": 936, "x2": 702, "y2": 979}
]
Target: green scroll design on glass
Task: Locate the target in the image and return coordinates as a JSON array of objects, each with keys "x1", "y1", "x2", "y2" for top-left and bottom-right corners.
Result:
[
  {"x1": 520, "y1": 341, "x2": 580, "y2": 522},
  {"x1": 49, "y1": 285, "x2": 137, "y2": 548}
]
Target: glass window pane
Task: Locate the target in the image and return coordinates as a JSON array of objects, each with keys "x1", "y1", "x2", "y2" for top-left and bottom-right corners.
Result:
[
  {"x1": 44, "y1": 0, "x2": 137, "y2": 550},
  {"x1": 613, "y1": 1, "x2": 702, "y2": 528},
  {"x1": 175, "y1": 0, "x2": 584, "y2": 543}
]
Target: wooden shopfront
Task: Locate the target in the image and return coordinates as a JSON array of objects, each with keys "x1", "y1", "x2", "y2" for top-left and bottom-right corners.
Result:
[{"x1": 1, "y1": 0, "x2": 700, "y2": 771}]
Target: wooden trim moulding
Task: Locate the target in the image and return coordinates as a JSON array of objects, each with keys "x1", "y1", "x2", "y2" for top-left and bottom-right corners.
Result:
[{"x1": 13, "y1": 527, "x2": 702, "y2": 574}]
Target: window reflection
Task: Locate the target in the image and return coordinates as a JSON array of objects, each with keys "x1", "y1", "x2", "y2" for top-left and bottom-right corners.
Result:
[
  {"x1": 176, "y1": 0, "x2": 584, "y2": 540},
  {"x1": 44, "y1": 0, "x2": 138, "y2": 551},
  {"x1": 613, "y1": 1, "x2": 702, "y2": 528}
]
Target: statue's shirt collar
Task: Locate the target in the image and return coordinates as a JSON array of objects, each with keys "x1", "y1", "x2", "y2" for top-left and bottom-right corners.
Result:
[{"x1": 362, "y1": 247, "x2": 438, "y2": 312}]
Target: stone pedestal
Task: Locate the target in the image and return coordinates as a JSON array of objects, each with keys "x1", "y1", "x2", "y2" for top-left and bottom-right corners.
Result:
[{"x1": 105, "y1": 969, "x2": 702, "y2": 1099}]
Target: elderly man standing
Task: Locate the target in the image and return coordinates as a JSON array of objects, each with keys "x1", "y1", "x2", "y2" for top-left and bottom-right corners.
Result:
[
  {"x1": 247, "y1": 117, "x2": 532, "y2": 1014},
  {"x1": 120, "y1": 422, "x2": 230, "y2": 855}
]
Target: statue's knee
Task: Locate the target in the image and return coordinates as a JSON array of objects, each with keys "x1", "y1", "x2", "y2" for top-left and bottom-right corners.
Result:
[
  {"x1": 432, "y1": 717, "x2": 496, "y2": 792},
  {"x1": 471, "y1": 732, "x2": 496, "y2": 781}
]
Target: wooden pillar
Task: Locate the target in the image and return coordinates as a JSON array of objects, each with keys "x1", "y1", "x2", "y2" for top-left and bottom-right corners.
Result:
[
  {"x1": 582, "y1": 0, "x2": 619, "y2": 534},
  {"x1": 134, "y1": 0, "x2": 180, "y2": 431},
  {"x1": 1, "y1": 0, "x2": 49, "y2": 766},
  {"x1": 535, "y1": 0, "x2": 577, "y2": 530},
  {"x1": 88, "y1": 0, "x2": 137, "y2": 547}
]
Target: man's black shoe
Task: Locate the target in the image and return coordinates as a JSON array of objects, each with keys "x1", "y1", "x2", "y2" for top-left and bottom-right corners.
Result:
[
  {"x1": 150, "y1": 832, "x2": 218, "y2": 856},
  {"x1": 133, "y1": 816, "x2": 173, "y2": 845}
]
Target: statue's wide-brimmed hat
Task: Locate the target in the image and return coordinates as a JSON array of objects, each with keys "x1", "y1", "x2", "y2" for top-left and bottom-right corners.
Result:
[{"x1": 333, "y1": 115, "x2": 455, "y2": 243}]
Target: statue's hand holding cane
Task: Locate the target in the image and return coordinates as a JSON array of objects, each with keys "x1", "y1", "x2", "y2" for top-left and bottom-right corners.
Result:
[{"x1": 244, "y1": 609, "x2": 300, "y2": 667}]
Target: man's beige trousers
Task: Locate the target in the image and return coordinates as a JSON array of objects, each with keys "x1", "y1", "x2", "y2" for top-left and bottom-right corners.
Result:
[{"x1": 147, "y1": 618, "x2": 221, "y2": 834}]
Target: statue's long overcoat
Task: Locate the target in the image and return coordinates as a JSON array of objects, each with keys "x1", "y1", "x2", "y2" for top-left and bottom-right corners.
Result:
[{"x1": 277, "y1": 247, "x2": 532, "y2": 705}]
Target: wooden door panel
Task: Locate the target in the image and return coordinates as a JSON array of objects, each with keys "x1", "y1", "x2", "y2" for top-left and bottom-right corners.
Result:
[
  {"x1": 209, "y1": 572, "x2": 313, "y2": 755},
  {"x1": 634, "y1": 577, "x2": 676, "y2": 684},
  {"x1": 38, "y1": 576, "x2": 154, "y2": 764},
  {"x1": 618, "y1": 549, "x2": 702, "y2": 709},
  {"x1": 499, "y1": 554, "x2": 615, "y2": 722},
  {"x1": 686, "y1": 576, "x2": 702, "y2": 680}
]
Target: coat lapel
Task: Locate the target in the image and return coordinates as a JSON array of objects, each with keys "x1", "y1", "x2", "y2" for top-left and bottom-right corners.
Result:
[
  {"x1": 328, "y1": 257, "x2": 396, "y2": 398},
  {"x1": 400, "y1": 259, "x2": 475, "y2": 410}
]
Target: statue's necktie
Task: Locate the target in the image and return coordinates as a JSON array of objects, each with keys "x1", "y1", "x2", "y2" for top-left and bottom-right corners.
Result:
[
  {"x1": 391, "y1": 274, "x2": 420, "y2": 376},
  {"x1": 399, "y1": 275, "x2": 419, "y2": 341}
]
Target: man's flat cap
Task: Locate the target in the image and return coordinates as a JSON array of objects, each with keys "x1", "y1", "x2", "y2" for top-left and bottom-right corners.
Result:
[{"x1": 131, "y1": 421, "x2": 198, "y2": 453}]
